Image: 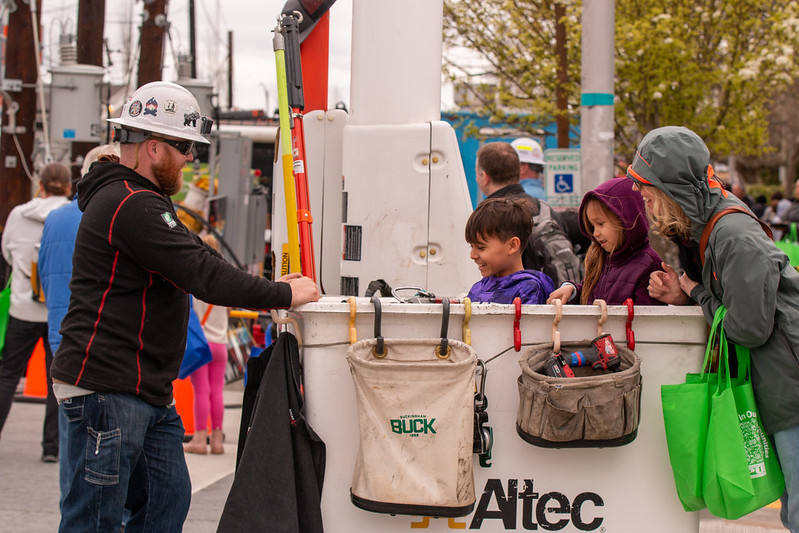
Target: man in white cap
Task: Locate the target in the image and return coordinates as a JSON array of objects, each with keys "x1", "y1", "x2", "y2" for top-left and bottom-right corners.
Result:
[
  {"x1": 511, "y1": 137, "x2": 547, "y2": 200},
  {"x1": 51, "y1": 81, "x2": 319, "y2": 532}
]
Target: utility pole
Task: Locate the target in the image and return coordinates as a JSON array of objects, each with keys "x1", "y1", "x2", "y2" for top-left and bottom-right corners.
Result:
[
  {"x1": 72, "y1": 0, "x2": 107, "y2": 182},
  {"x1": 189, "y1": 0, "x2": 197, "y2": 79},
  {"x1": 227, "y1": 31, "x2": 233, "y2": 110},
  {"x1": 0, "y1": 0, "x2": 41, "y2": 226},
  {"x1": 580, "y1": 0, "x2": 615, "y2": 192},
  {"x1": 554, "y1": 3, "x2": 569, "y2": 148},
  {"x1": 138, "y1": 0, "x2": 169, "y2": 86}
]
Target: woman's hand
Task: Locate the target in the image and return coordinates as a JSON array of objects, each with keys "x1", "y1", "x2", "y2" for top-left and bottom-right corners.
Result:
[
  {"x1": 649, "y1": 262, "x2": 692, "y2": 305},
  {"x1": 678, "y1": 272, "x2": 699, "y2": 296},
  {"x1": 547, "y1": 284, "x2": 575, "y2": 304}
]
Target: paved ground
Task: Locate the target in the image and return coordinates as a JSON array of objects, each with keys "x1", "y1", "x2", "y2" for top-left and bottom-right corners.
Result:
[
  {"x1": 0, "y1": 380, "x2": 788, "y2": 532},
  {"x1": 0, "y1": 381, "x2": 242, "y2": 532}
]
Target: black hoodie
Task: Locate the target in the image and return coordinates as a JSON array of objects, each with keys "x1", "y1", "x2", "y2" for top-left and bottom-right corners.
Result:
[{"x1": 51, "y1": 161, "x2": 291, "y2": 405}]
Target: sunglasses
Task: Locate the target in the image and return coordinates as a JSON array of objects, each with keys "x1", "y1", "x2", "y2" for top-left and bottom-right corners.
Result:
[{"x1": 153, "y1": 136, "x2": 194, "y2": 155}]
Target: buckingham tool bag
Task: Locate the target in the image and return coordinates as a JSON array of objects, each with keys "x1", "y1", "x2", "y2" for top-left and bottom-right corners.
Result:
[
  {"x1": 347, "y1": 298, "x2": 477, "y2": 517},
  {"x1": 516, "y1": 301, "x2": 642, "y2": 447}
]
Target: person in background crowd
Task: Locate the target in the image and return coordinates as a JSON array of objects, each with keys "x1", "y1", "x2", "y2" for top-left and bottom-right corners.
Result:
[
  {"x1": 0, "y1": 162, "x2": 71, "y2": 463},
  {"x1": 183, "y1": 234, "x2": 230, "y2": 455},
  {"x1": 763, "y1": 190, "x2": 794, "y2": 240},
  {"x1": 547, "y1": 178, "x2": 664, "y2": 306},
  {"x1": 511, "y1": 137, "x2": 547, "y2": 200},
  {"x1": 732, "y1": 182, "x2": 755, "y2": 211},
  {"x1": 784, "y1": 181, "x2": 799, "y2": 225},
  {"x1": 629, "y1": 126, "x2": 799, "y2": 533},
  {"x1": 475, "y1": 142, "x2": 582, "y2": 286},
  {"x1": 752, "y1": 194, "x2": 767, "y2": 219},
  {"x1": 465, "y1": 196, "x2": 555, "y2": 304},
  {"x1": 38, "y1": 144, "x2": 119, "y2": 510},
  {"x1": 51, "y1": 81, "x2": 319, "y2": 532}
]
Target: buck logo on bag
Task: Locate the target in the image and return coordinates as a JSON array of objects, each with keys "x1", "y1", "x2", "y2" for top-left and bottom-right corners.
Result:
[{"x1": 391, "y1": 415, "x2": 436, "y2": 436}]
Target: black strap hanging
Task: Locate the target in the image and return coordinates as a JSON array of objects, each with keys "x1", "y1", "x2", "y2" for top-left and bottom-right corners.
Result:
[{"x1": 371, "y1": 295, "x2": 386, "y2": 357}]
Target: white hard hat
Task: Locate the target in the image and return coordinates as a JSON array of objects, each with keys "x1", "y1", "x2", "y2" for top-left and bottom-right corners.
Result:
[
  {"x1": 107, "y1": 81, "x2": 212, "y2": 144},
  {"x1": 511, "y1": 137, "x2": 546, "y2": 166}
]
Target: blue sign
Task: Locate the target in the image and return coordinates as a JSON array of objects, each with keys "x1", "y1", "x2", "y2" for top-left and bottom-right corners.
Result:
[
  {"x1": 63, "y1": 129, "x2": 76, "y2": 139},
  {"x1": 554, "y1": 173, "x2": 574, "y2": 193}
]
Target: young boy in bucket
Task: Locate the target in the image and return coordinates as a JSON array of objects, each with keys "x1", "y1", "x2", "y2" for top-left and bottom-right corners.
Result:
[{"x1": 465, "y1": 196, "x2": 555, "y2": 304}]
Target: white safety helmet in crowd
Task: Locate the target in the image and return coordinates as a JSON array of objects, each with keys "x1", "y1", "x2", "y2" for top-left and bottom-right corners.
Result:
[
  {"x1": 511, "y1": 137, "x2": 546, "y2": 166},
  {"x1": 107, "y1": 81, "x2": 212, "y2": 145}
]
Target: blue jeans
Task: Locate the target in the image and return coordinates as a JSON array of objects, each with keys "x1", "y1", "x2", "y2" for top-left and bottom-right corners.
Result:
[
  {"x1": 58, "y1": 393, "x2": 191, "y2": 533},
  {"x1": 775, "y1": 423, "x2": 799, "y2": 533}
]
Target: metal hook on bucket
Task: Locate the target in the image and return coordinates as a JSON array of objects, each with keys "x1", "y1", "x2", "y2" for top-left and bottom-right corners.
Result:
[
  {"x1": 513, "y1": 297, "x2": 522, "y2": 352},
  {"x1": 348, "y1": 296, "x2": 357, "y2": 345},
  {"x1": 371, "y1": 295, "x2": 386, "y2": 358},
  {"x1": 551, "y1": 298, "x2": 562, "y2": 354},
  {"x1": 270, "y1": 310, "x2": 303, "y2": 347},
  {"x1": 436, "y1": 298, "x2": 451, "y2": 359},
  {"x1": 462, "y1": 297, "x2": 472, "y2": 346},
  {"x1": 624, "y1": 298, "x2": 635, "y2": 350},
  {"x1": 595, "y1": 299, "x2": 608, "y2": 337}
]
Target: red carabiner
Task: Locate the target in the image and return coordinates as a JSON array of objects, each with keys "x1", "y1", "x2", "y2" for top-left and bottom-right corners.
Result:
[
  {"x1": 625, "y1": 298, "x2": 635, "y2": 350},
  {"x1": 513, "y1": 297, "x2": 522, "y2": 352}
]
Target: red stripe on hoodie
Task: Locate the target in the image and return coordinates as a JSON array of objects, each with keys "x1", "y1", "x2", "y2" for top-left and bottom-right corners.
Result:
[
  {"x1": 108, "y1": 181, "x2": 158, "y2": 244},
  {"x1": 76, "y1": 250, "x2": 120, "y2": 385},
  {"x1": 135, "y1": 273, "x2": 153, "y2": 393}
]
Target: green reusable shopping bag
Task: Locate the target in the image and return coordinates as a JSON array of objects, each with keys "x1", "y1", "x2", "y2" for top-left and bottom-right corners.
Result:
[
  {"x1": 660, "y1": 306, "x2": 726, "y2": 512},
  {"x1": 0, "y1": 276, "x2": 10, "y2": 359},
  {"x1": 702, "y1": 308, "x2": 785, "y2": 520},
  {"x1": 775, "y1": 223, "x2": 799, "y2": 267}
]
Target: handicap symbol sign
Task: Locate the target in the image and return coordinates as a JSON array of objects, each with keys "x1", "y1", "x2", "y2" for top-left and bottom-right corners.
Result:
[{"x1": 554, "y1": 174, "x2": 574, "y2": 193}]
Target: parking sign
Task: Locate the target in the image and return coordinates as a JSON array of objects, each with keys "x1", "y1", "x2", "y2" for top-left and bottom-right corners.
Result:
[{"x1": 545, "y1": 149, "x2": 582, "y2": 207}]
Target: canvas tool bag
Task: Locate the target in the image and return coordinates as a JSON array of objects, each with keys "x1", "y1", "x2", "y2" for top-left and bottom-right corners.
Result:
[
  {"x1": 517, "y1": 340, "x2": 642, "y2": 448},
  {"x1": 347, "y1": 334, "x2": 477, "y2": 517}
]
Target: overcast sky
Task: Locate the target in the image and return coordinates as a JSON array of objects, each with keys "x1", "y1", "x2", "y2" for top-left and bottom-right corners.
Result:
[{"x1": 40, "y1": 0, "x2": 354, "y2": 113}]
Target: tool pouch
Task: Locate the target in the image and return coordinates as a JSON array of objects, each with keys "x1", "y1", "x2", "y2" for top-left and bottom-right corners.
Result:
[
  {"x1": 516, "y1": 341, "x2": 642, "y2": 448},
  {"x1": 347, "y1": 337, "x2": 477, "y2": 517}
]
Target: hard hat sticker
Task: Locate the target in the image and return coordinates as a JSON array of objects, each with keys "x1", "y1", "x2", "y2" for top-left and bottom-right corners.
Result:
[
  {"x1": 144, "y1": 97, "x2": 158, "y2": 116},
  {"x1": 164, "y1": 100, "x2": 177, "y2": 114},
  {"x1": 128, "y1": 100, "x2": 143, "y2": 117},
  {"x1": 184, "y1": 111, "x2": 200, "y2": 127}
]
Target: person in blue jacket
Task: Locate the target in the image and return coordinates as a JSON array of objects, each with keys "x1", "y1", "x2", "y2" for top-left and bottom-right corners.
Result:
[
  {"x1": 466, "y1": 196, "x2": 555, "y2": 304},
  {"x1": 38, "y1": 144, "x2": 119, "y2": 511}
]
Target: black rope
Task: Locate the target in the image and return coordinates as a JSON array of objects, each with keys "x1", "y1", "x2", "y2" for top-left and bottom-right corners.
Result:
[{"x1": 173, "y1": 203, "x2": 244, "y2": 270}]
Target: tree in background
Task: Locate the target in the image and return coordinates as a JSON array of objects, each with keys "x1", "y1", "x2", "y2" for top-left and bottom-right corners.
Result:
[
  {"x1": 616, "y1": 0, "x2": 799, "y2": 158},
  {"x1": 444, "y1": 0, "x2": 799, "y2": 160},
  {"x1": 443, "y1": 1, "x2": 581, "y2": 148}
]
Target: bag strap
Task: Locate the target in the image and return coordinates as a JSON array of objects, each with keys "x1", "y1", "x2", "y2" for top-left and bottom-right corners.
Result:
[
  {"x1": 699, "y1": 206, "x2": 773, "y2": 266},
  {"x1": 699, "y1": 305, "x2": 727, "y2": 381},
  {"x1": 201, "y1": 304, "x2": 214, "y2": 326}
]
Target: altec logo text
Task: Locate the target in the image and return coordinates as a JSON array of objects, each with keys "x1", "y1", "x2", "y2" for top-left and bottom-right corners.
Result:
[
  {"x1": 468, "y1": 479, "x2": 604, "y2": 531},
  {"x1": 390, "y1": 415, "x2": 436, "y2": 437}
]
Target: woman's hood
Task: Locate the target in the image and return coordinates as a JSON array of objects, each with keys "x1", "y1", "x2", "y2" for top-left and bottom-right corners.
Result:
[{"x1": 626, "y1": 126, "x2": 743, "y2": 242}]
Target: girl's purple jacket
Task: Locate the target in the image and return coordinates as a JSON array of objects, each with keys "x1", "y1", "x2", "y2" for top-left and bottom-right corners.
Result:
[{"x1": 575, "y1": 177, "x2": 664, "y2": 305}]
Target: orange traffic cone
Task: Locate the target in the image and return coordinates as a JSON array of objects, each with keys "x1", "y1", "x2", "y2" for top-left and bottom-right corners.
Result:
[
  {"x1": 173, "y1": 377, "x2": 196, "y2": 435},
  {"x1": 22, "y1": 339, "x2": 48, "y2": 398}
]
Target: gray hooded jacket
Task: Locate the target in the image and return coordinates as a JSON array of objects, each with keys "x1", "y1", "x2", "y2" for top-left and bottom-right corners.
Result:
[{"x1": 628, "y1": 126, "x2": 799, "y2": 434}]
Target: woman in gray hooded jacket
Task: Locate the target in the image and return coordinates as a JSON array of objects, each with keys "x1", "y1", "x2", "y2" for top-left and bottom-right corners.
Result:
[{"x1": 628, "y1": 126, "x2": 799, "y2": 531}]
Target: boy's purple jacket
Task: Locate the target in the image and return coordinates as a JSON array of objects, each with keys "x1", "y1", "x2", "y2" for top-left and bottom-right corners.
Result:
[
  {"x1": 574, "y1": 178, "x2": 664, "y2": 305},
  {"x1": 467, "y1": 269, "x2": 555, "y2": 304}
]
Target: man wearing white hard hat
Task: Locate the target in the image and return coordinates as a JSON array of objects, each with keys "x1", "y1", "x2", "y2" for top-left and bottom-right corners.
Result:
[
  {"x1": 511, "y1": 137, "x2": 547, "y2": 200},
  {"x1": 51, "y1": 81, "x2": 320, "y2": 531}
]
